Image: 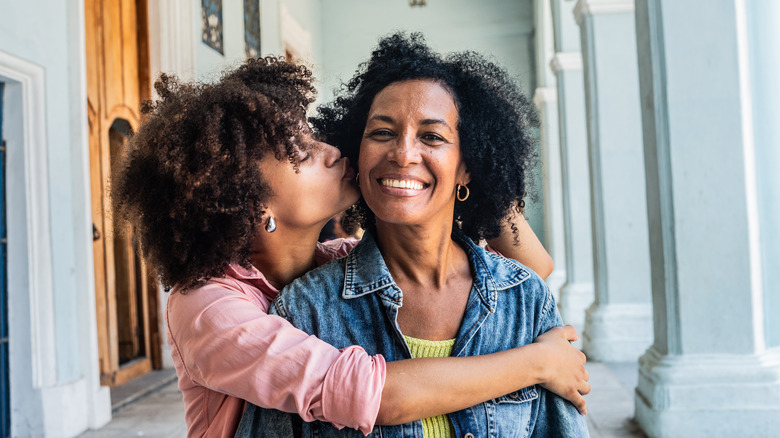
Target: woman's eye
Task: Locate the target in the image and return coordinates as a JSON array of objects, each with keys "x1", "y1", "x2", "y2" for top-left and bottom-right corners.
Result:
[
  {"x1": 368, "y1": 129, "x2": 394, "y2": 139},
  {"x1": 421, "y1": 133, "x2": 446, "y2": 144},
  {"x1": 300, "y1": 152, "x2": 312, "y2": 162}
]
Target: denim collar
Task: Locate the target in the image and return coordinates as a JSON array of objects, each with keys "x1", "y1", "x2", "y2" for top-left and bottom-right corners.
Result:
[{"x1": 341, "y1": 227, "x2": 532, "y2": 311}]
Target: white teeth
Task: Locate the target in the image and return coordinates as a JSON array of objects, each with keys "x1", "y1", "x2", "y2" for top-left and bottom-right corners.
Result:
[{"x1": 381, "y1": 179, "x2": 424, "y2": 190}]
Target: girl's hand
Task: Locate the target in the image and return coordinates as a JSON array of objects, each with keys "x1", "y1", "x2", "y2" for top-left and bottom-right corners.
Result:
[{"x1": 533, "y1": 325, "x2": 590, "y2": 414}]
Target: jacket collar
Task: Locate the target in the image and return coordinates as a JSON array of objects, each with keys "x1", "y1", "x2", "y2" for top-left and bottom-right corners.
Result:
[{"x1": 341, "y1": 227, "x2": 532, "y2": 310}]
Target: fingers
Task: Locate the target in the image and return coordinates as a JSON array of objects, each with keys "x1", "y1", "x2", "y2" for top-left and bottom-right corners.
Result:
[
  {"x1": 579, "y1": 381, "x2": 591, "y2": 396},
  {"x1": 570, "y1": 392, "x2": 588, "y2": 415}
]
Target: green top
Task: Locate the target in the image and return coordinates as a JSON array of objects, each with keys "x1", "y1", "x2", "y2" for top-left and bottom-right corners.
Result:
[{"x1": 403, "y1": 335, "x2": 456, "y2": 438}]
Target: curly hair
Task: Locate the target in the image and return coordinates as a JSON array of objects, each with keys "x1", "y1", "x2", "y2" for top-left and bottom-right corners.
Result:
[
  {"x1": 112, "y1": 57, "x2": 316, "y2": 290},
  {"x1": 311, "y1": 33, "x2": 539, "y2": 242}
]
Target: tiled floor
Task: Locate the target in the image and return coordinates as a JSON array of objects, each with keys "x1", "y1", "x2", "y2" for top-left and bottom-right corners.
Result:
[
  {"x1": 79, "y1": 379, "x2": 186, "y2": 438},
  {"x1": 584, "y1": 363, "x2": 646, "y2": 438},
  {"x1": 79, "y1": 362, "x2": 645, "y2": 437}
]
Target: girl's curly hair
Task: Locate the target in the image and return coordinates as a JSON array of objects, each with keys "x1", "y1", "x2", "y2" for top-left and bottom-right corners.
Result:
[
  {"x1": 113, "y1": 57, "x2": 316, "y2": 290},
  {"x1": 311, "y1": 32, "x2": 539, "y2": 241}
]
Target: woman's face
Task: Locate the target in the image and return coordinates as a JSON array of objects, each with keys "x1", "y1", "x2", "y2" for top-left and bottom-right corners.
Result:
[
  {"x1": 358, "y1": 79, "x2": 470, "y2": 227},
  {"x1": 259, "y1": 135, "x2": 359, "y2": 230}
]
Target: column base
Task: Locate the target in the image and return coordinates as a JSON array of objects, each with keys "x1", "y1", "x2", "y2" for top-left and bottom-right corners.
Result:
[
  {"x1": 636, "y1": 346, "x2": 780, "y2": 438},
  {"x1": 582, "y1": 302, "x2": 652, "y2": 361},
  {"x1": 558, "y1": 281, "x2": 594, "y2": 332}
]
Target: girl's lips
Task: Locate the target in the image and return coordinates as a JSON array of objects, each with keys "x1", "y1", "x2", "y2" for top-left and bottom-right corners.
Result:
[
  {"x1": 342, "y1": 158, "x2": 355, "y2": 180},
  {"x1": 344, "y1": 165, "x2": 355, "y2": 180}
]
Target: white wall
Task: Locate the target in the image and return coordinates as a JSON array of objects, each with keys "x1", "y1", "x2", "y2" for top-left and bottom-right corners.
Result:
[
  {"x1": 0, "y1": 0, "x2": 111, "y2": 435},
  {"x1": 186, "y1": 0, "x2": 323, "y2": 82}
]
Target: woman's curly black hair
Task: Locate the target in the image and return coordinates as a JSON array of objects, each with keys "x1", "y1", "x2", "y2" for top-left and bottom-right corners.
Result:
[
  {"x1": 311, "y1": 32, "x2": 539, "y2": 242},
  {"x1": 113, "y1": 57, "x2": 316, "y2": 290}
]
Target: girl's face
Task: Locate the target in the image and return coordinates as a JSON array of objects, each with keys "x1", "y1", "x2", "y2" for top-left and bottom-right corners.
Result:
[
  {"x1": 258, "y1": 135, "x2": 359, "y2": 231},
  {"x1": 357, "y1": 79, "x2": 470, "y2": 227}
]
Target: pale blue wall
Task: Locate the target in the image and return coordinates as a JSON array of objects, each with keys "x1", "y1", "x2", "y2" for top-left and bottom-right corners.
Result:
[
  {"x1": 317, "y1": 0, "x2": 545, "y2": 241},
  {"x1": 0, "y1": 0, "x2": 85, "y2": 384}
]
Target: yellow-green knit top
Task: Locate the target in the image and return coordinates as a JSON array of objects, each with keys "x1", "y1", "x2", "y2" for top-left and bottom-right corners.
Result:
[{"x1": 403, "y1": 335, "x2": 457, "y2": 438}]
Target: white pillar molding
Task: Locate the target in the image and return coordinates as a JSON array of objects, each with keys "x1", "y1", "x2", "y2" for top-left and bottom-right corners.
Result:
[
  {"x1": 549, "y1": 0, "x2": 595, "y2": 334},
  {"x1": 0, "y1": 50, "x2": 56, "y2": 390},
  {"x1": 576, "y1": 0, "x2": 652, "y2": 362},
  {"x1": 573, "y1": 0, "x2": 635, "y2": 25},
  {"x1": 533, "y1": 0, "x2": 566, "y2": 302},
  {"x1": 550, "y1": 52, "x2": 583, "y2": 72},
  {"x1": 635, "y1": 0, "x2": 780, "y2": 436},
  {"x1": 533, "y1": 87, "x2": 566, "y2": 301},
  {"x1": 533, "y1": 86, "x2": 558, "y2": 104}
]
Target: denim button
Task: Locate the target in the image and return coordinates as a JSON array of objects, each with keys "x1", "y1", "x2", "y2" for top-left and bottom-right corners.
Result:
[
  {"x1": 464, "y1": 434, "x2": 474, "y2": 438},
  {"x1": 508, "y1": 391, "x2": 519, "y2": 400}
]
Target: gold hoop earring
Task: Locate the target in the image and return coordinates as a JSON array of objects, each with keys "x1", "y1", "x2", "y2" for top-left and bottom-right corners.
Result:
[{"x1": 456, "y1": 184, "x2": 470, "y2": 202}]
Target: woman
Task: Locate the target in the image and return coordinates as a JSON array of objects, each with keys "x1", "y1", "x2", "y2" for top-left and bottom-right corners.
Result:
[
  {"x1": 112, "y1": 56, "x2": 587, "y2": 438},
  {"x1": 237, "y1": 34, "x2": 590, "y2": 437}
]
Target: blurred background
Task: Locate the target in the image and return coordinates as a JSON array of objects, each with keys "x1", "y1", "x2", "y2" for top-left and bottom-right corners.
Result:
[{"x1": 1, "y1": 0, "x2": 778, "y2": 437}]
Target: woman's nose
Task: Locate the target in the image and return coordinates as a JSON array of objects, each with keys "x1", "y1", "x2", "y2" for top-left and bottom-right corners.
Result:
[{"x1": 388, "y1": 134, "x2": 421, "y2": 167}]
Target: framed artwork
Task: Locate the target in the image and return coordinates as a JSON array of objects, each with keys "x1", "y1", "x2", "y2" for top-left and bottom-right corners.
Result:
[
  {"x1": 202, "y1": 0, "x2": 224, "y2": 54},
  {"x1": 244, "y1": 0, "x2": 261, "y2": 58}
]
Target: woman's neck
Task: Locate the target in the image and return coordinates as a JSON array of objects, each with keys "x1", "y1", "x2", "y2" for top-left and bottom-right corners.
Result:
[
  {"x1": 249, "y1": 226, "x2": 321, "y2": 289},
  {"x1": 374, "y1": 220, "x2": 466, "y2": 289}
]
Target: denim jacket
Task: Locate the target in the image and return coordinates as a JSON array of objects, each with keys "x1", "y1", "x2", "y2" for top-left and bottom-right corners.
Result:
[{"x1": 235, "y1": 229, "x2": 588, "y2": 438}]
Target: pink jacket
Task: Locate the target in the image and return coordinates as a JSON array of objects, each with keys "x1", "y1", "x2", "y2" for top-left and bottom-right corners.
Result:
[{"x1": 166, "y1": 239, "x2": 386, "y2": 437}]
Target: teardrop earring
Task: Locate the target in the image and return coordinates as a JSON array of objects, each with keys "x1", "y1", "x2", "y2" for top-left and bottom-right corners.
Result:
[{"x1": 265, "y1": 216, "x2": 277, "y2": 233}]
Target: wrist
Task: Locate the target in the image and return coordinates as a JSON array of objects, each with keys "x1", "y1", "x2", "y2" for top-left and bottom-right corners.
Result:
[{"x1": 526, "y1": 342, "x2": 552, "y2": 385}]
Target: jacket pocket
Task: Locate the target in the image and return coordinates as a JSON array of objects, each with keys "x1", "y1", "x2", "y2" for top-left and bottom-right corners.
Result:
[
  {"x1": 486, "y1": 385, "x2": 539, "y2": 438},
  {"x1": 492, "y1": 385, "x2": 539, "y2": 404}
]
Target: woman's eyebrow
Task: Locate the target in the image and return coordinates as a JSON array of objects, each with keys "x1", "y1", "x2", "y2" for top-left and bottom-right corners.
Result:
[
  {"x1": 420, "y1": 118, "x2": 453, "y2": 132},
  {"x1": 368, "y1": 114, "x2": 394, "y2": 123},
  {"x1": 368, "y1": 114, "x2": 453, "y2": 132}
]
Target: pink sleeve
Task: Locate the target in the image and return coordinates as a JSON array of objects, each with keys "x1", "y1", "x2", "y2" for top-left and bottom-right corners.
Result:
[
  {"x1": 167, "y1": 282, "x2": 385, "y2": 434},
  {"x1": 484, "y1": 243, "x2": 503, "y2": 257}
]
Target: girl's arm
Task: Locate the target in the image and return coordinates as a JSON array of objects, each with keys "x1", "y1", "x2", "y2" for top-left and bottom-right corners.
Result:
[
  {"x1": 170, "y1": 282, "x2": 587, "y2": 435},
  {"x1": 486, "y1": 205, "x2": 554, "y2": 279},
  {"x1": 378, "y1": 325, "x2": 589, "y2": 425}
]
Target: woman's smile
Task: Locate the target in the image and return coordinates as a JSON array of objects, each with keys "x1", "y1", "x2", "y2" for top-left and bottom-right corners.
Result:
[{"x1": 377, "y1": 175, "x2": 429, "y2": 195}]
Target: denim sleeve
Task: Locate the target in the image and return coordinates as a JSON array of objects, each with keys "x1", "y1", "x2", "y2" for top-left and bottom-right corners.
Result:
[
  {"x1": 530, "y1": 283, "x2": 590, "y2": 437},
  {"x1": 535, "y1": 282, "x2": 563, "y2": 336}
]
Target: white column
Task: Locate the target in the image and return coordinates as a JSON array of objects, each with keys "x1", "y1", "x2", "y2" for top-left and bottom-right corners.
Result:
[
  {"x1": 746, "y1": 0, "x2": 780, "y2": 350},
  {"x1": 635, "y1": 1, "x2": 780, "y2": 436},
  {"x1": 550, "y1": 0, "x2": 595, "y2": 333},
  {"x1": 533, "y1": 0, "x2": 565, "y2": 300},
  {"x1": 575, "y1": 0, "x2": 652, "y2": 362}
]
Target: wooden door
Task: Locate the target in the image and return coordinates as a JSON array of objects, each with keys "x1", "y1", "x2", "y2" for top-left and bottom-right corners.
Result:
[{"x1": 85, "y1": 0, "x2": 161, "y2": 387}]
